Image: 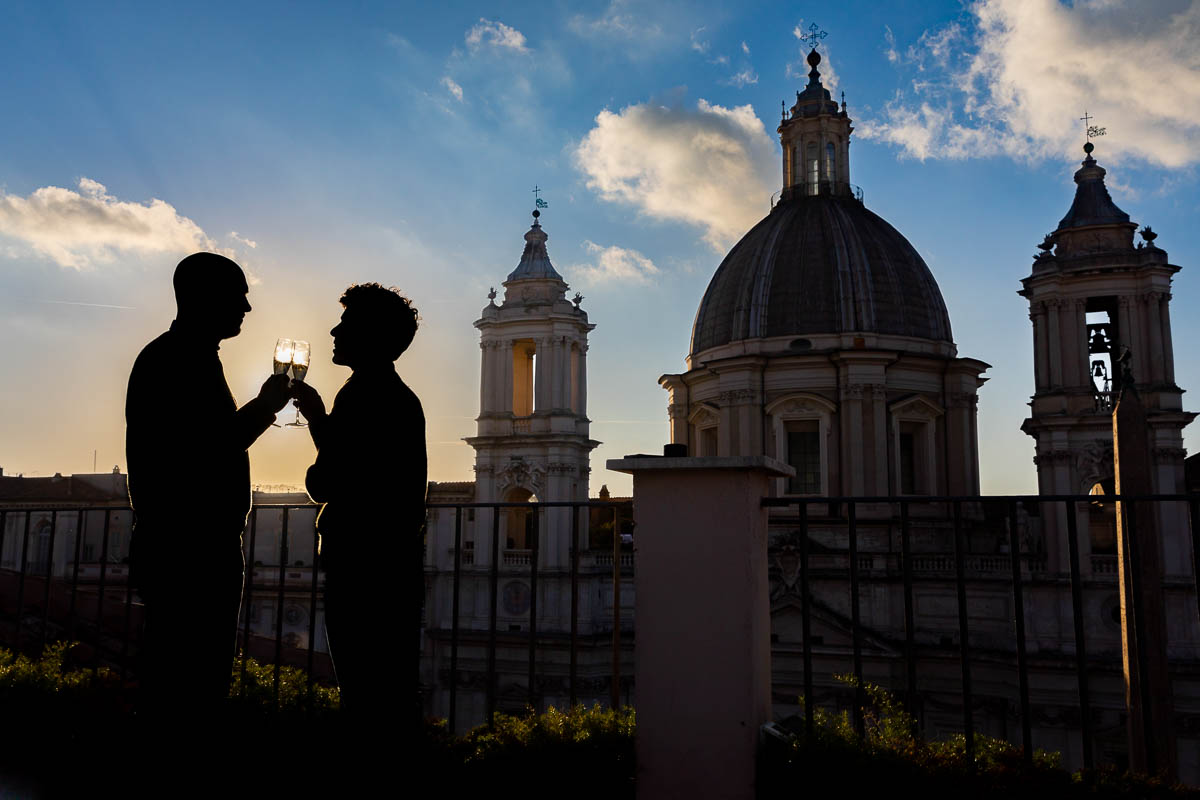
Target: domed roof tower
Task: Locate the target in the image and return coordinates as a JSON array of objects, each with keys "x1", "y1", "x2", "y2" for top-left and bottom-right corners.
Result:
[
  {"x1": 660, "y1": 39, "x2": 988, "y2": 501},
  {"x1": 690, "y1": 46, "x2": 953, "y2": 359}
]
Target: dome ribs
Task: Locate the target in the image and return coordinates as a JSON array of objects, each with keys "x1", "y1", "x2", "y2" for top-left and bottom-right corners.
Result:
[{"x1": 689, "y1": 196, "x2": 953, "y2": 356}]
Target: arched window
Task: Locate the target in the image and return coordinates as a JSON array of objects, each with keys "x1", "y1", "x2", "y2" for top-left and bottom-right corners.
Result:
[
  {"x1": 767, "y1": 394, "x2": 836, "y2": 496},
  {"x1": 512, "y1": 340, "x2": 535, "y2": 417},
  {"x1": 503, "y1": 487, "x2": 537, "y2": 550},
  {"x1": 825, "y1": 142, "x2": 836, "y2": 185}
]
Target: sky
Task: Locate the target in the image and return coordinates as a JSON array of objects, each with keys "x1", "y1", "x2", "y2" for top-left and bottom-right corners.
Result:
[{"x1": 2, "y1": 0, "x2": 1199, "y2": 497}]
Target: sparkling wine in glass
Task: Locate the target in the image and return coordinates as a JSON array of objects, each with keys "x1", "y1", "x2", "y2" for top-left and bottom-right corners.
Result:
[
  {"x1": 286, "y1": 340, "x2": 311, "y2": 427},
  {"x1": 271, "y1": 339, "x2": 294, "y2": 426},
  {"x1": 273, "y1": 338, "x2": 295, "y2": 376}
]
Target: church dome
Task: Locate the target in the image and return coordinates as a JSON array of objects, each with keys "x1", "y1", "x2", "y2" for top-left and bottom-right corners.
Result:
[{"x1": 690, "y1": 194, "x2": 953, "y2": 355}]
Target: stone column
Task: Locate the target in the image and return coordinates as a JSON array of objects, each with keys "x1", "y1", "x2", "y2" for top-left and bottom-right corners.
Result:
[
  {"x1": 1031, "y1": 302, "x2": 1050, "y2": 392},
  {"x1": 1047, "y1": 300, "x2": 1063, "y2": 388},
  {"x1": 1161, "y1": 294, "x2": 1176, "y2": 384},
  {"x1": 578, "y1": 344, "x2": 588, "y2": 418},
  {"x1": 503, "y1": 340, "x2": 514, "y2": 414},
  {"x1": 843, "y1": 385, "x2": 866, "y2": 495},
  {"x1": 1145, "y1": 293, "x2": 1165, "y2": 384},
  {"x1": 606, "y1": 455, "x2": 794, "y2": 800}
]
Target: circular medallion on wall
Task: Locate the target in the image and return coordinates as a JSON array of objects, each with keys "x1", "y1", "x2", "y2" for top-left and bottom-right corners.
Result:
[{"x1": 503, "y1": 581, "x2": 531, "y2": 616}]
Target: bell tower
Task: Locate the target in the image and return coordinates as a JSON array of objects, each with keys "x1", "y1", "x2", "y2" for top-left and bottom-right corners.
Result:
[
  {"x1": 1020, "y1": 142, "x2": 1194, "y2": 571},
  {"x1": 777, "y1": 45, "x2": 853, "y2": 200},
  {"x1": 466, "y1": 209, "x2": 598, "y2": 567}
]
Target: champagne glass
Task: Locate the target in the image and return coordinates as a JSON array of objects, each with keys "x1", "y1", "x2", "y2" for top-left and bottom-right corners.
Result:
[
  {"x1": 271, "y1": 339, "x2": 294, "y2": 427},
  {"x1": 286, "y1": 340, "x2": 311, "y2": 427}
]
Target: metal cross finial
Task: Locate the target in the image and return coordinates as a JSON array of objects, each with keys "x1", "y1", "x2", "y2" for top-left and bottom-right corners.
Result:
[
  {"x1": 1080, "y1": 111, "x2": 1107, "y2": 141},
  {"x1": 800, "y1": 22, "x2": 827, "y2": 50},
  {"x1": 532, "y1": 185, "x2": 541, "y2": 200},
  {"x1": 532, "y1": 185, "x2": 549, "y2": 209}
]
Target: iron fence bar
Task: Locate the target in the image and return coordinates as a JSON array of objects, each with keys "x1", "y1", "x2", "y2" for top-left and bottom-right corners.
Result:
[
  {"x1": 528, "y1": 505, "x2": 540, "y2": 711},
  {"x1": 487, "y1": 505, "x2": 499, "y2": 728},
  {"x1": 569, "y1": 504, "x2": 580, "y2": 709},
  {"x1": 611, "y1": 507, "x2": 621, "y2": 710},
  {"x1": 15, "y1": 511, "x2": 32, "y2": 647},
  {"x1": 68, "y1": 509, "x2": 84, "y2": 639},
  {"x1": 92, "y1": 510, "x2": 111, "y2": 677},
  {"x1": 848, "y1": 501, "x2": 864, "y2": 737},
  {"x1": 900, "y1": 500, "x2": 916, "y2": 727},
  {"x1": 305, "y1": 515, "x2": 320, "y2": 702},
  {"x1": 951, "y1": 498, "x2": 974, "y2": 766},
  {"x1": 798, "y1": 501, "x2": 813, "y2": 736},
  {"x1": 240, "y1": 509, "x2": 258, "y2": 696},
  {"x1": 96, "y1": 509, "x2": 111, "y2": 624},
  {"x1": 449, "y1": 506, "x2": 462, "y2": 730},
  {"x1": 39, "y1": 511, "x2": 58, "y2": 653},
  {"x1": 120, "y1": 561, "x2": 135, "y2": 681},
  {"x1": 1064, "y1": 498, "x2": 1093, "y2": 769},
  {"x1": 1007, "y1": 500, "x2": 1032, "y2": 765},
  {"x1": 273, "y1": 507, "x2": 290, "y2": 705}
]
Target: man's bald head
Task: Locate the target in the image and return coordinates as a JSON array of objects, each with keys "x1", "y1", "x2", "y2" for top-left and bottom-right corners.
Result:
[{"x1": 173, "y1": 252, "x2": 252, "y2": 339}]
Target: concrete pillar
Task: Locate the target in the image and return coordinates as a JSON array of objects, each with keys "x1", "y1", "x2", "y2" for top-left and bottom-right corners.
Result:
[
  {"x1": 606, "y1": 455, "x2": 794, "y2": 800},
  {"x1": 1113, "y1": 390, "x2": 1176, "y2": 779}
]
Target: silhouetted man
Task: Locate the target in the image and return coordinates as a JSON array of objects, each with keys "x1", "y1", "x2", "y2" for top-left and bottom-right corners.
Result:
[
  {"x1": 126, "y1": 252, "x2": 289, "y2": 721},
  {"x1": 290, "y1": 283, "x2": 427, "y2": 735}
]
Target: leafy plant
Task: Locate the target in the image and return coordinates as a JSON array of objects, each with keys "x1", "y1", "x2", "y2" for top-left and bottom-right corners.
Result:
[
  {"x1": 228, "y1": 654, "x2": 340, "y2": 715},
  {"x1": 764, "y1": 675, "x2": 1193, "y2": 798}
]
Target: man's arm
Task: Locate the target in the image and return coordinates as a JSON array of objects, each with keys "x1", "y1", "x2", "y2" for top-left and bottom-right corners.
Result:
[{"x1": 230, "y1": 374, "x2": 290, "y2": 450}]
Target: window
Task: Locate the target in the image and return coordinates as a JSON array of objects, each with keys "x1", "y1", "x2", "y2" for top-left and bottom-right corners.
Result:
[
  {"x1": 899, "y1": 430, "x2": 917, "y2": 495},
  {"x1": 700, "y1": 426, "x2": 718, "y2": 457},
  {"x1": 825, "y1": 142, "x2": 836, "y2": 184},
  {"x1": 889, "y1": 398, "x2": 942, "y2": 496},
  {"x1": 512, "y1": 340, "x2": 536, "y2": 416},
  {"x1": 787, "y1": 422, "x2": 821, "y2": 494},
  {"x1": 807, "y1": 142, "x2": 819, "y2": 195},
  {"x1": 768, "y1": 393, "x2": 835, "y2": 497}
]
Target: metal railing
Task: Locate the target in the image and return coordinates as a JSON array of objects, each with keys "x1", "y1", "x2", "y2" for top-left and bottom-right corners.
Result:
[
  {"x1": 761, "y1": 493, "x2": 1200, "y2": 776},
  {"x1": 0, "y1": 499, "x2": 636, "y2": 732},
  {"x1": 426, "y1": 500, "x2": 634, "y2": 732}
]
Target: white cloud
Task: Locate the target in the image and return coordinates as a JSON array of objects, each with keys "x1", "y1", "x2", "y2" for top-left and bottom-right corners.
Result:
[
  {"x1": 0, "y1": 178, "x2": 218, "y2": 269},
  {"x1": 569, "y1": 241, "x2": 660, "y2": 286},
  {"x1": 690, "y1": 27, "x2": 709, "y2": 54},
  {"x1": 465, "y1": 19, "x2": 529, "y2": 53},
  {"x1": 884, "y1": 26, "x2": 900, "y2": 63},
  {"x1": 741, "y1": 41, "x2": 751, "y2": 56},
  {"x1": 861, "y1": 0, "x2": 1200, "y2": 168},
  {"x1": 570, "y1": 0, "x2": 664, "y2": 42},
  {"x1": 723, "y1": 69, "x2": 758, "y2": 88},
  {"x1": 574, "y1": 98, "x2": 777, "y2": 251},
  {"x1": 229, "y1": 231, "x2": 257, "y2": 249},
  {"x1": 441, "y1": 76, "x2": 464, "y2": 101}
]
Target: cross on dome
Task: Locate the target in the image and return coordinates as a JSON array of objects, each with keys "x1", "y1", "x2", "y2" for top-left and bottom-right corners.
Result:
[{"x1": 799, "y1": 22, "x2": 827, "y2": 50}]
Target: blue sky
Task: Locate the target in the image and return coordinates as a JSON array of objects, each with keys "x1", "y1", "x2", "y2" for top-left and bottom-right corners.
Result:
[{"x1": 3, "y1": 0, "x2": 1199, "y2": 495}]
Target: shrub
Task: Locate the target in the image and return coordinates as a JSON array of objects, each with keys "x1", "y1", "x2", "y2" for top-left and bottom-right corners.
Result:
[
  {"x1": 426, "y1": 705, "x2": 636, "y2": 799},
  {"x1": 761, "y1": 675, "x2": 1196, "y2": 799},
  {"x1": 228, "y1": 654, "x2": 340, "y2": 716}
]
